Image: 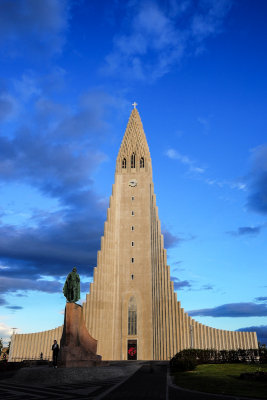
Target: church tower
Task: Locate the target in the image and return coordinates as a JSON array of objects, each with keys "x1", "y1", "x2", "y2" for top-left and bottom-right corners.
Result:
[
  {"x1": 84, "y1": 106, "x2": 155, "y2": 360},
  {"x1": 8, "y1": 105, "x2": 258, "y2": 362},
  {"x1": 83, "y1": 106, "x2": 258, "y2": 360}
]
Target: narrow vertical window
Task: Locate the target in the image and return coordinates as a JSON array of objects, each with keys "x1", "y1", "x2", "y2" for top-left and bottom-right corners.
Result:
[
  {"x1": 131, "y1": 211, "x2": 134, "y2": 216},
  {"x1": 132, "y1": 196, "x2": 134, "y2": 201},
  {"x1": 131, "y1": 274, "x2": 134, "y2": 280},
  {"x1": 128, "y1": 297, "x2": 137, "y2": 335},
  {"x1": 131, "y1": 226, "x2": 134, "y2": 231},
  {"x1": 131, "y1": 241, "x2": 134, "y2": 247},
  {"x1": 122, "y1": 158, "x2": 127, "y2": 169},
  {"x1": 131, "y1": 257, "x2": 134, "y2": 263},
  {"x1": 131, "y1": 153, "x2": 135, "y2": 168},
  {"x1": 140, "y1": 157, "x2": 144, "y2": 168}
]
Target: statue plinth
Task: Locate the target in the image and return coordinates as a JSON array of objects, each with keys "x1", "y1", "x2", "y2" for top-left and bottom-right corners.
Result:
[{"x1": 60, "y1": 302, "x2": 102, "y2": 367}]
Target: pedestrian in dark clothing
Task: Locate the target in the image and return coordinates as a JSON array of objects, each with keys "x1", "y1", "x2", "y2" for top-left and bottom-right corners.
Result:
[{"x1": 52, "y1": 339, "x2": 59, "y2": 368}]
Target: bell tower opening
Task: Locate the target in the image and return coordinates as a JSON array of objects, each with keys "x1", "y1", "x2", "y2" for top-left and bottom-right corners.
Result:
[{"x1": 131, "y1": 152, "x2": 136, "y2": 168}]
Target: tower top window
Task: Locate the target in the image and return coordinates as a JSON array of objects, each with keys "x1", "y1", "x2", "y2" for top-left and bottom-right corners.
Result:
[
  {"x1": 122, "y1": 158, "x2": 126, "y2": 169},
  {"x1": 131, "y1": 153, "x2": 136, "y2": 168},
  {"x1": 140, "y1": 157, "x2": 144, "y2": 168}
]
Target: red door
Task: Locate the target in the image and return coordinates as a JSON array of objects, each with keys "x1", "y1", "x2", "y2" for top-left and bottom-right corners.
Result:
[{"x1": 127, "y1": 340, "x2": 137, "y2": 360}]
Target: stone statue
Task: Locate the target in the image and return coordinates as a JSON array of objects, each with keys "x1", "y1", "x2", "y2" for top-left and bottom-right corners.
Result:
[{"x1": 63, "y1": 267, "x2": 80, "y2": 303}]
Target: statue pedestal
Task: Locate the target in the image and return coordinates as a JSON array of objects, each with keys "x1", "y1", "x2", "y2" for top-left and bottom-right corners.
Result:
[{"x1": 60, "y1": 303, "x2": 102, "y2": 367}]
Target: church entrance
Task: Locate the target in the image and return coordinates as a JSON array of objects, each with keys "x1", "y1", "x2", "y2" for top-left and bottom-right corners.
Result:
[{"x1": 127, "y1": 340, "x2": 137, "y2": 360}]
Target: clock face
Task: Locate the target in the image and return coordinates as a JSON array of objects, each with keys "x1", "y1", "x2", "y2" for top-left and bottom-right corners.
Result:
[{"x1": 128, "y1": 179, "x2": 137, "y2": 187}]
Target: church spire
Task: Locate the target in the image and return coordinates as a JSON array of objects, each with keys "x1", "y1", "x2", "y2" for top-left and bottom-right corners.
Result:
[{"x1": 116, "y1": 107, "x2": 151, "y2": 173}]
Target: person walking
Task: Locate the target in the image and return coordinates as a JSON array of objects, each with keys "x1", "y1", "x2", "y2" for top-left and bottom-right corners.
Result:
[{"x1": 52, "y1": 339, "x2": 59, "y2": 368}]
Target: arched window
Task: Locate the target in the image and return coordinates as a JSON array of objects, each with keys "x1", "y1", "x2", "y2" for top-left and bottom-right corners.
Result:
[
  {"x1": 128, "y1": 297, "x2": 137, "y2": 335},
  {"x1": 131, "y1": 153, "x2": 135, "y2": 168},
  {"x1": 140, "y1": 157, "x2": 144, "y2": 168},
  {"x1": 122, "y1": 158, "x2": 127, "y2": 169}
]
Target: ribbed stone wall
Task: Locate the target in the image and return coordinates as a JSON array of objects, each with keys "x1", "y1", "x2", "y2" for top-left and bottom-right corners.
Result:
[
  {"x1": 149, "y1": 188, "x2": 258, "y2": 360},
  {"x1": 9, "y1": 326, "x2": 63, "y2": 362}
]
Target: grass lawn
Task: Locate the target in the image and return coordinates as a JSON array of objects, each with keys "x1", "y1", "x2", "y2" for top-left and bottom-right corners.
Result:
[{"x1": 173, "y1": 364, "x2": 267, "y2": 399}]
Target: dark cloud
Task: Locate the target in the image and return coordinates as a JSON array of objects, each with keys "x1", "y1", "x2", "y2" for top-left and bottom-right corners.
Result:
[
  {"x1": 0, "y1": 277, "x2": 62, "y2": 294},
  {"x1": 0, "y1": 213, "x2": 102, "y2": 279},
  {"x1": 227, "y1": 226, "x2": 262, "y2": 236},
  {"x1": 173, "y1": 261, "x2": 183, "y2": 265},
  {"x1": 172, "y1": 261, "x2": 185, "y2": 273},
  {"x1": 255, "y1": 297, "x2": 267, "y2": 302},
  {"x1": 171, "y1": 277, "x2": 214, "y2": 291},
  {"x1": 163, "y1": 230, "x2": 196, "y2": 248},
  {"x1": 0, "y1": 130, "x2": 106, "y2": 198},
  {"x1": 5, "y1": 306, "x2": 23, "y2": 310},
  {"x1": 162, "y1": 230, "x2": 182, "y2": 248},
  {"x1": 54, "y1": 90, "x2": 120, "y2": 140},
  {"x1": 201, "y1": 284, "x2": 213, "y2": 290},
  {"x1": 0, "y1": 0, "x2": 70, "y2": 57},
  {"x1": 237, "y1": 325, "x2": 267, "y2": 346},
  {"x1": 0, "y1": 91, "x2": 17, "y2": 121},
  {"x1": 0, "y1": 296, "x2": 8, "y2": 306},
  {"x1": 238, "y1": 226, "x2": 262, "y2": 235},
  {"x1": 247, "y1": 145, "x2": 267, "y2": 214},
  {"x1": 188, "y1": 302, "x2": 267, "y2": 317},
  {"x1": 171, "y1": 276, "x2": 192, "y2": 290},
  {"x1": 0, "y1": 88, "x2": 125, "y2": 285}
]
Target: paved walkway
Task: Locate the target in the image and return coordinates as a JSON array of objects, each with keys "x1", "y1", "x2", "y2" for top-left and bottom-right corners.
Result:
[
  {"x1": 0, "y1": 378, "x2": 129, "y2": 399},
  {"x1": 1, "y1": 362, "x2": 265, "y2": 400},
  {"x1": 0, "y1": 362, "x2": 140, "y2": 399},
  {"x1": 103, "y1": 362, "x2": 167, "y2": 400}
]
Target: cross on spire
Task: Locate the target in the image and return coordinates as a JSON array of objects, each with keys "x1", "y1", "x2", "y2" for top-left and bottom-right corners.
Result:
[{"x1": 132, "y1": 101, "x2": 138, "y2": 109}]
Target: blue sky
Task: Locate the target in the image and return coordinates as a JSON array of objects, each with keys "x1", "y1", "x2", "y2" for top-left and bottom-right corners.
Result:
[{"x1": 0, "y1": 0, "x2": 267, "y2": 346}]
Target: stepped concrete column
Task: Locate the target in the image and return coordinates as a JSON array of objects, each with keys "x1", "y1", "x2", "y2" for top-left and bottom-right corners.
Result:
[{"x1": 60, "y1": 302, "x2": 101, "y2": 367}]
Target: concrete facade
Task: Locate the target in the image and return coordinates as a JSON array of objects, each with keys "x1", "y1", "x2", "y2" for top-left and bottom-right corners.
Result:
[
  {"x1": 9, "y1": 108, "x2": 258, "y2": 362},
  {"x1": 9, "y1": 326, "x2": 63, "y2": 362}
]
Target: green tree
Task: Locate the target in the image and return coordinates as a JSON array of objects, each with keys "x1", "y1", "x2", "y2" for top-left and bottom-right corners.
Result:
[{"x1": 7, "y1": 340, "x2": 11, "y2": 355}]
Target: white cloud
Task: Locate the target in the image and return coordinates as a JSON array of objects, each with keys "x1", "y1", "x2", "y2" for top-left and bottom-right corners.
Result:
[
  {"x1": 165, "y1": 148, "x2": 205, "y2": 173},
  {"x1": 103, "y1": 0, "x2": 233, "y2": 81},
  {"x1": 197, "y1": 116, "x2": 210, "y2": 131},
  {"x1": 205, "y1": 178, "x2": 247, "y2": 191},
  {"x1": 165, "y1": 149, "x2": 180, "y2": 159},
  {"x1": 165, "y1": 149, "x2": 248, "y2": 192},
  {"x1": 0, "y1": 321, "x2": 13, "y2": 345},
  {"x1": 14, "y1": 73, "x2": 41, "y2": 102}
]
